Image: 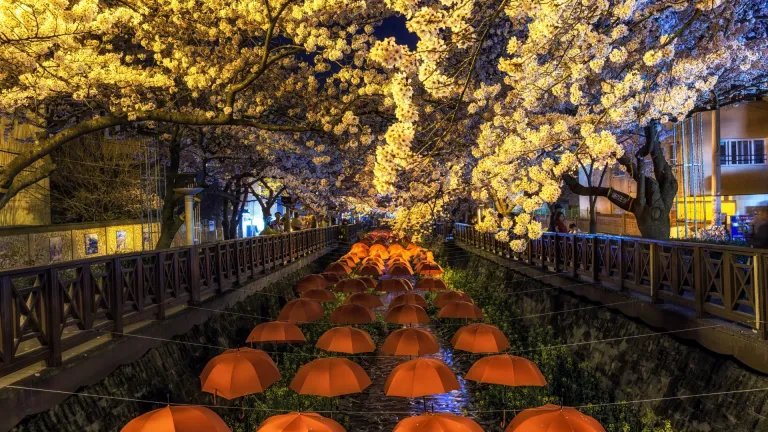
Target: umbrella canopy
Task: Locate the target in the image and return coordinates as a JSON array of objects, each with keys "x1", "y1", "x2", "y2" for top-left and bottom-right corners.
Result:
[
  {"x1": 466, "y1": 355, "x2": 547, "y2": 387},
  {"x1": 334, "y1": 278, "x2": 368, "y2": 293},
  {"x1": 388, "y1": 244, "x2": 406, "y2": 253},
  {"x1": 295, "y1": 274, "x2": 328, "y2": 293},
  {"x1": 330, "y1": 303, "x2": 376, "y2": 324},
  {"x1": 390, "y1": 251, "x2": 412, "y2": 261},
  {"x1": 415, "y1": 277, "x2": 448, "y2": 292},
  {"x1": 301, "y1": 288, "x2": 338, "y2": 303},
  {"x1": 352, "y1": 242, "x2": 370, "y2": 252},
  {"x1": 389, "y1": 265, "x2": 414, "y2": 277},
  {"x1": 451, "y1": 323, "x2": 509, "y2": 353},
  {"x1": 316, "y1": 327, "x2": 376, "y2": 354},
  {"x1": 257, "y1": 412, "x2": 346, "y2": 432},
  {"x1": 384, "y1": 358, "x2": 460, "y2": 398},
  {"x1": 418, "y1": 262, "x2": 443, "y2": 276},
  {"x1": 357, "y1": 276, "x2": 378, "y2": 290},
  {"x1": 437, "y1": 301, "x2": 484, "y2": 320},
  {"x1": 247, "y1": 321, "x2": 306, "y2": 344},
  {"x1": 290, "y1": 357, "x2": 372, "y2": 397},
  {"x1": 390, "y1": 292, "x2": 428, "y2": 308},
  {"x1": 358, "y1": 264, "x2": 382, "y2": 276},
  {"x1": 394, "y1": 413, "x2": 483, "y2": 432},
  {"x1": 200, "y1": 348, "x2": 280, "y2": 400},
  {"x1": 278, "y1": 298, "x2": 325, "y2": 323},
  {"x1": 381, "y1": 328, "x2": 439, "y2": 356},
  {"x1": 321, "y1": 272, "x2": 342, "y2": 285},
  {"x1": 344, "y1": 292, "x2": 385, "y2": 309},
  {"x1": 369, "y1": 244, "x2": 388, "y2": 255},
  {"x1": 363, "y1": 256, "x2": 385, "y2": 266},
  {"x1": 343, "y1": 254, "x2": 361, "y2": 264},
  {"x1": 340, "y1": 256, "x2": 357, "y2": 269},
  {"x1": 121, "y1": 406, "x2": 230, "y2": 432},
  {"x1": 377, "y1": 279, "x2": 412, "y2": 293},
  {"x1": 325, "y1": 262, "x2": 352, "y2": 276},
  {"x1": 385, "y1": 304, "x2": 430, "y2": 325},
  {"x1": 434, "y1": 291, "x2": 473, "y2": 308},
  {"x1": 505, "y1": 404, "x2": 605, "y2": 432}
]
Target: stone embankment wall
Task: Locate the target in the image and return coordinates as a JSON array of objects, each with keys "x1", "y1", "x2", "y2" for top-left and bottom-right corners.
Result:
[{"x1": 446, "y1": 245, "x2": 768, "y2": 432}]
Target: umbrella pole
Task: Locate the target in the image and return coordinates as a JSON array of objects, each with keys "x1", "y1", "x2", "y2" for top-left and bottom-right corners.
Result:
[{"x1": 500, "y1": 385, "x2": 507, "y2": 428}]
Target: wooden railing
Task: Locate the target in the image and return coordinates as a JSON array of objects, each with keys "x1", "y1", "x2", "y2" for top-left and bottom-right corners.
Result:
[
  {"x1": 0, "y1": 225, "x2": 356, "y2": 378},
  {"x1": 447, "y1": 223, "x2": 768, "y2": 339}
]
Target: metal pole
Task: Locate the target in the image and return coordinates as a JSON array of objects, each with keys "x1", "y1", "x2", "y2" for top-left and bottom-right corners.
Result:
[
  {"x1": 681, "y1": 120, "x2": 689, "y2": 238},
  {"x1": 711, "y1": 107, "x2": 722, "y2": 225},
  {"x1": 691, "y1": 117, "x2": 697, "y2": 235},
  {"x1": 673, "y1": 124, "x2": 680, "y2": 239}
]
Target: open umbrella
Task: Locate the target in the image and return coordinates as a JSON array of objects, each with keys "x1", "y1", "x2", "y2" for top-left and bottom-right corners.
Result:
[
  {"x1": 290, "y1": 357, "x2": 372, "y2": 397},
  {"x1": 451, "y1": 323, "x2": 509, "y2": 353},
  {"x1": 325, "y1": 262, "x2": 352, "y2": 276},
  {"x1": 363, "y1": 256, "x2": 385, "y2": 266},
  {"x1": 316, "y1": 327, "x2": 376, "y2": 354},
  {"x1": 390, "y1": 292, "x2": 428, "y2": 308},
  {"x1": 335, "y1": 278, "x2": 367, "y2": 293},
  {"x1": 505, "y1": 404, "x2": 605, "y2": 432},
  {"x1": 340, "y1": 256, "x2": 357, "y2": 269},
  {"x1": 343, "y1": 254, "x2": 361, "y2": 264},
  {"x1": 322, "y1": 272, "x2": 342, "y2": 285},
  {"x1": 381, "y1": 328, "x2": 439, "y2": 356},
  {"x1": 385, "y1": 304, "x2": 430, "y2": 325},
  {"x1": 394, "y1": 413, "x2": 483, "y2": 432},
  {"x1": 389, "y1": 265, "x2": 414, "y2": 277},
  {"x1": 200, "y1": 348, "x2": 280, "y2": 400},
  {"x1": 388, "y1": 244, "x2": 406, "y2": 253},
  {"x1": 437, "y1": 301, "x2": 484, "y2": 320},
  {"x1": 121, "y1": 406, "x2": 230, "y2": 432},
  {"x1": 377, "y1": 279, "x2": 412, "y2": 293},
  {"x1": 302, "y1": 288, "x2": 338, "y2": 303},
  {"x1": 257, "y1": 412, "x2": 345, "y2": 432},
  {"x1": 357, "y1": 276, "x2": 378, "y2": 290},
  {"x1": 467, "y1": 354, "x2": 547, "y2": 426},
  {"x1": 247, "y1": 321, "x2": 306, "y2": 344},
  {"x1": 358, "y1": 264, "x2": 382, "y2": 276},
  {"x1": 295, "y1": 274, "x2": 328, "y2": 293},
  {"x1": 385, "y1": 358, "x2": 460, "y2": 401},
  {"x1": 330, "y1": 303, "x2": 376, "y2": 324},
  {"x1": 352, "y1": 242, "x2": 370, "y2": 252},
  {"x1": 418, "y1": 262, "x2": 443, "y2": 276},
  {"x1": 415, "y1": 277, "x2": 448, "y2": 292},
  {"x1": 434, "y1": 291, "x2": 473, "y2": 308},
  {"x1": 278, "y1": 298, "x2": 325, "y2": 323},
  {"x1": 344, "y1": 292, "x2": 384, "y2": 309},
  {"x1": 370, "y1": 244, "x2": 388, "y2": 256}
]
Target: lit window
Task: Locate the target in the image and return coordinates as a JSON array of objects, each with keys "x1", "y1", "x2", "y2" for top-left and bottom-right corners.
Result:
[{"x1": 720, "y1": 139, "x2": 766, "y2": 165}]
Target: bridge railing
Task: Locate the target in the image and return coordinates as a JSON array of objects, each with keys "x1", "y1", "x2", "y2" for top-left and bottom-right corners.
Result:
[
  {"x1": 448, "y1": 223, "x2": 768, "y2": 339},
  {"x1": 0, "y1": 225, "x2": 355, "y2": 378}
]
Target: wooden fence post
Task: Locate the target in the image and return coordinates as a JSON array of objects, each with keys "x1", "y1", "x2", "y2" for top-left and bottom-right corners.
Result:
[
  {"x1": 0, "y1": 275, "x2": 14, "y2": 365},
  {"x1": 189, "y1": 247, "x2": 201, "y2": 303},
  {"x1": 46, "y1": 268, "x2": 62, "y2": 367}
]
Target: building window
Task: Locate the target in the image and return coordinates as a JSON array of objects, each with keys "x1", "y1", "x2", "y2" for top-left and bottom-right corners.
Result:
[{"x1": 720, "y1": 139, "x2": 766, "y2": 165}]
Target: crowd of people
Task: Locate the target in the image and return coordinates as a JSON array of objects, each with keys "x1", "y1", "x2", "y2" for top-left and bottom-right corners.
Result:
[{"x1": 259, "y1": 211, "x2": 349, "y2": 235}]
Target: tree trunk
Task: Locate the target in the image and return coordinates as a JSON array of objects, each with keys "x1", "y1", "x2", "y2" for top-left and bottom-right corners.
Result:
[
  {"x1": 563, "y1": 120, "x2": 677, "y2": 240},
  {"x1": 589, "y1": 197, "x2": 597, "y2": 234},
  {"x1": 156, "y1": 130, "x2": 184, "y2": 249}
]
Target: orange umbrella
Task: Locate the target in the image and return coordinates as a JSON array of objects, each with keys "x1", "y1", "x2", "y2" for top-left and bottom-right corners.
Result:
[
  {"x1": 466, "y1": 354, "x2": 546, "y2": 386},
  {"x1": 371, "y1": 249, "x2": 390, "y2": 260},
  {"x1": 325, "y1": 262, "x2": 352, "y2": 276},
  {"x1": 370, "y1": 244, "x2": 388, "y2": 255},
  {"x1": 377, "y1": 279, "x2": 412, "y2": 293},
  {"x1": 247, "y1": 321, "x2": 306, "y2": 344},
  {"x1": 363, "y1": 256, "x2": 385, "y2": 266},
  {"x1": 290, "y1": 358, "x2": 372, "y2": 397},
  {"x1": 419, "y1": 262, "x2": 443, "y2": 275},
  {"x1": 278, "y1": 298, "x2": 325, "y2": 323},
  {"x1": 352, "y1": 242, "x2": 370, "y2": 252},
  {"x1": 358, "y1": 264, "x2": 382, "y2": 276},
  {"x1": 344, "y1": 292, "x2": 384, "y2": 309},
  {"x1": 122, "y1": 406, "x2": 230, "y2": 432},
  {"x1": 316, "y1": 327, "x2": 376, "y2": 354},
  {"x1": 388, "y1": 244, "x2": 406, "y2": 253},
  {"x1": 468, "y1": 355, "x2": 547, "y2": 427},
  {"x1": 385, "y1": 304, "x2": 430, "y2": 325},
  {"x1": 343, "y1": 254, "x2": 361, "y2": 264},
  {"x1": 301, "y1": 288, "x2": 337, "y2": 303},
  {"x1": 434, "y1": 291, "x2": 473, "y2": 308},
  {"x1": 200, "y1": 348, "x2": 280, "y2": 400},
  {"x1": 415, "y1": 277, "x2": 448, "y2": 292},
  {"x1": 321, "y1": 272, "x2": 342, "y2": 285},
  {"x1": 389, "y1": 257, "x2": 412, "y2": 266},
  {"x1": 384, "y1": 358, "x2": 459, "y2": 397},
  {"x1": 505, "y1": 404, "x2": 605, "y2": 432},
  {"x1": 257, "y1": 412, "x2": 345, "y2": 432},
  {"x1": 340, "y1": 256, "x2": 357, "y2": 269},
  {"x1": 381, "y1": 328, "x2": 439, "y2": 356},
  {"x1": 451, "y1": 323, "x2": 509, "y2": 353},
  {"x1": 389, "y1": 265, "x2": 414, "y2": 277},
  {"x1": 296, "y1": 274, "x2": 328, "y2": 293},
  {"x1": 394, "y1": 413, "x2": 483, "y2": 432},
  {"x1": 357, "y1": 276, "x2": 377, "y2": 290},
  {"x1": 390, "y1": 292, "x2": 428, "y2": 308},
  {"x1": 335, "y1": 278, "x2": 367, "y2": 293},
  {"x1": 330, "y1": 303, "x2": 376, "y2": 324},
  {"x1": 438, "y1": 301, "x2": 484, "y2": 320}
]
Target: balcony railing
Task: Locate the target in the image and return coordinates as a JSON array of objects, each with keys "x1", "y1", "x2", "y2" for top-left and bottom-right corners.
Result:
[
  {"x1": 0, "y1": 225, "x2": 356, "y2": 378},
  {"x1": 447, "y1": 223, "x2": 768, "y2": 339}
]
